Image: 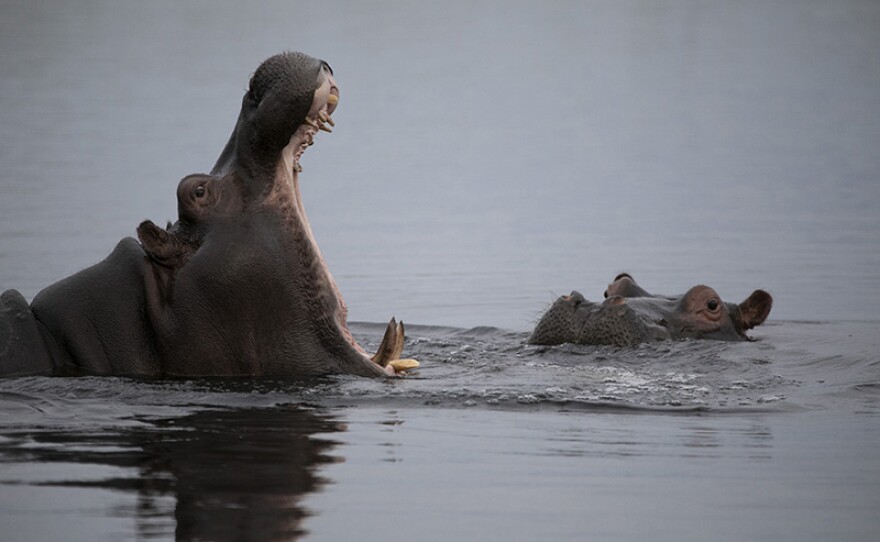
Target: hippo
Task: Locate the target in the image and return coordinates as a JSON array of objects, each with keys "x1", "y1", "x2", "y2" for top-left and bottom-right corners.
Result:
[
  {"x1": 529, "y1": 273, "x2": 772, "y2": 346},
  {"x1": 0, "y1": 51, "x2": 414, "y2": 378}
]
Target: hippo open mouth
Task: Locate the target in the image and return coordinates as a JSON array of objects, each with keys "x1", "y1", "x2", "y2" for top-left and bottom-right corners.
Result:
[
  {"x1": 273, "y1": 66, "x2": 414, "y2": 375},
  {"x1": 0, "y1": 51, "x2": 412, "y2": 379},
  {"x1": 130, "y1": 52, "x2": 416, "y2": 377}
]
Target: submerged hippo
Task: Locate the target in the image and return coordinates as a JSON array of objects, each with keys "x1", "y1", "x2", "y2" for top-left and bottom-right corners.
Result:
[
  {"x1": 0, "y1": 52, "x2": 413, "y2": 378},
  {"x1": 529, "y1": 273, "x2": 772, "y2": 346}
]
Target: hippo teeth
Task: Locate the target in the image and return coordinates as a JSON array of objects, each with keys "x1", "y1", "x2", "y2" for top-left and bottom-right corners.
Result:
[
  {"x1": 370, "y1": 318, "x2": 418, "y2": 373},
  {"x1": 371, "y1": 318, "x2": 405, "y2": 367},
  {"x1": 316, "y1": 113, "x2": 333, "y2": 133},
  {"x1": 388, "y1": 358, "x2": 420, "y2": 372},
  {"x1": 319, "y1": 110, "x2": 335, "y2": 127}
]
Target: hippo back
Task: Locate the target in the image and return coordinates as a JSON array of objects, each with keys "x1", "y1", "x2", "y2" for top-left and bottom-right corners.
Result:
[{"x1": 30, "y1": 238, "x2": 162, "y2": 376}]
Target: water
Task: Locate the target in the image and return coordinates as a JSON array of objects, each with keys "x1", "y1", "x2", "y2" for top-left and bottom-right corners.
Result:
[
  {"x1": 1, "y1": 322, "x2": 879, "y2": 540},
  {"x1": 1, "y1": 1, "x2": 879, "y2": 540}
]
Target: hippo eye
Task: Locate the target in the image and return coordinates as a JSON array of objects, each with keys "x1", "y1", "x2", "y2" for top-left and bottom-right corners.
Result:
[
  {"x1": 707, "y1": 299, "x2": 719, "y2": 311},
  {"x1": 195, "y1": 186, "x2": 206, "y2": 198}
]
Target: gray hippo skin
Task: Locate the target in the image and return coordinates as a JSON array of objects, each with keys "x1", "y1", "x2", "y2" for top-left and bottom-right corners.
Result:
[
  {"x1": 1, "y1": 52, "x2": 407, "y2": 377},
  {"x1": 529, "y1": 273, "x2": 773, "y2": 346}
]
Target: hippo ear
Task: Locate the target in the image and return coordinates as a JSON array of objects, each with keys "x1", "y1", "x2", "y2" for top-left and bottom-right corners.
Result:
[
  {"x1": 137, "y1": 220, "x2": 190, "y2": 268},
  {"x1": 737, "y1": 290, "x2": 773, "y2": 330}
]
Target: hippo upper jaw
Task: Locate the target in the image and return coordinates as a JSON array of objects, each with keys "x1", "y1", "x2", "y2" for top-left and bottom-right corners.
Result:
[{"x1": 210, "y1": 52, "x2": 332, "y2": 194}]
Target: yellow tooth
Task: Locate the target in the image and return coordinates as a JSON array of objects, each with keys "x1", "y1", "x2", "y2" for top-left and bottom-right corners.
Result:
[
  {"x1": 319, "y1": 111, "x2": 335, "y2": 127},
  {"x1": 388, "y1": 359, "x2": 420, "y2": 372},
  {"x1": 371, "y1": 318, "x2": 399, "y2": 366},
  {"x1": 304, "y1": 118, "x2": 319, "y2": 129},
  {"x1": 319, "y1": 124, "x2": 332, "y2": 133},
  {"x1": 327, "y1": 94, "x2": 339, "y2": 105}
]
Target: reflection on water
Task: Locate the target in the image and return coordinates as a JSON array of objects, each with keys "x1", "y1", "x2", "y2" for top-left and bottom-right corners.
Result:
[
  {"x1": 0, "y1": 376, "x2": 877, "y2": 541},
  {"x1": 0, "y1": 407, "x2": 344, "y2": 541},
  {"x1": 304, "y1": 407, "x2": 880, "y2": 542}
]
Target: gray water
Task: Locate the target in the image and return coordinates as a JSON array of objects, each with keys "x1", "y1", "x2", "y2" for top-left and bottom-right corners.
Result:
[{"x1": 1, "y1": 1, "x2": 879, "y2": 541}]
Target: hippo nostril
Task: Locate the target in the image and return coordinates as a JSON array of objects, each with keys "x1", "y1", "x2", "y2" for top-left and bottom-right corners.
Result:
[{"x1": 707, "y1": 299, "x2": 719, "y2": 311}]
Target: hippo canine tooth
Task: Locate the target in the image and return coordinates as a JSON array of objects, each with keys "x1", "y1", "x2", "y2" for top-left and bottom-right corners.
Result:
[
  {"x1": 372, "y1": 318, "x2": 408, "y2": 368},
  {"x1": 327, "y1": 94, "x2": 339, "y2": 105}
]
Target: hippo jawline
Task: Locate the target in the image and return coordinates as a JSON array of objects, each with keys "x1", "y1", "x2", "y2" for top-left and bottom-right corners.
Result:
[{"x1": 267, "y1": 75, "x2": 406, "y2": 376}]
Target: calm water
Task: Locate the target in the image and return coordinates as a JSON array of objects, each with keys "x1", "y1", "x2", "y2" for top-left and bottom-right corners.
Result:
[{"x1": 1, "y1": 1, "x2": 879, "y2": 540}]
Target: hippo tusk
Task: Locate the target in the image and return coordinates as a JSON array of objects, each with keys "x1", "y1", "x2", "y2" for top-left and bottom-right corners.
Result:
[
  {"x1": 372, "y1": 318, "x2": 404, "y2": 366},
  {"x1": 372, "y1": 318, "x2": 419, "y2": 373}
]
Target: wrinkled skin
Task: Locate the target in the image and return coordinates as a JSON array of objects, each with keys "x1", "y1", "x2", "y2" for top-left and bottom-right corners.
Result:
[
  {"x1": 1, "y1": 51, "x2": 403, "y2": 377},
  {"x1": 529, "y1": 273, "x2": 773, "y2": 346}
]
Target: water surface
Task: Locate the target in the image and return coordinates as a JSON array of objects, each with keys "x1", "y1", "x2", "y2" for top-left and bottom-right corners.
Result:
[
  {"x1": 1, "y1": 322, "x2": 878, "y2": 540},
  {"x1": 1, "y1": 1, "x2": 879, "y2": 540}
]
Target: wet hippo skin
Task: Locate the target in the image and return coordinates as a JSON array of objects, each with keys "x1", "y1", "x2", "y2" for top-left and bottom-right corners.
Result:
[
  {"x1": 1, "y1": 52, "x2": 411, "y2": 378},
  {"x1": 529, "y1": 273, "x2": 772, "y2": 346}
]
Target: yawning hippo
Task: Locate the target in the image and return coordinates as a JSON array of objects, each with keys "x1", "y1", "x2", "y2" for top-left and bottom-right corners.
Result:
[
  {"x1": 0, "y1": 52, "x2": 413, "y2": 377},
  {"x1": 529, "y1": 273, "x2": 772, "y2": 346}
]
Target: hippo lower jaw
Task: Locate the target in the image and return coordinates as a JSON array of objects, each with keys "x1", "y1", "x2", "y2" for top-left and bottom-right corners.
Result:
[{"x1": 272, "y1": 83, "x2": 415, "y2": 376}]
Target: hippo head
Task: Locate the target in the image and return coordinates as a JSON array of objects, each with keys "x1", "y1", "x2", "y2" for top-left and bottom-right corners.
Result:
[
  {"x1": 134, "y1": 52, "x2": 410, "y2": 377},
  {"x1": 529, "y1": 274, "x2": 773, "y2": 346},
  {"x1": 211, "y1": 51, "x2": 339, "y2": 195}
]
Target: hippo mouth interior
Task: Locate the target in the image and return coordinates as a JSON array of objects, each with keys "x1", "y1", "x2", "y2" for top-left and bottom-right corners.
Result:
[
  {"x1": 278, "y1": 75, "x2": 412, "y2": 375},
  {"x1": 289, "y1": 79, "x2": 338, "y2": 173}
]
